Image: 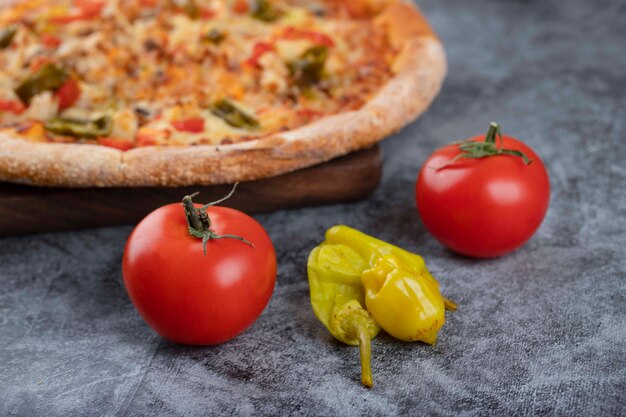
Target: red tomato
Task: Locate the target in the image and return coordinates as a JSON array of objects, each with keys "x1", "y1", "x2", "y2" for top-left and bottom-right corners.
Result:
[
  {"x1": 97, "y1": 137, "x2": 134, "y2": 151},
  {"x1": 123, "y1": 191, "x2": 276, "y2": 345},
  {"x1": 171, "y1": 117, "x2": 204, "y2": 133},
  {"x1": 55, "y1": 78, "x2": 81, "y2": 111},
  {"x1": 0, "y1": 100, "x2": 26, "y2": 114},
  {"x1": 416, "y1": 123, "x2": 550, "y2": 258}
]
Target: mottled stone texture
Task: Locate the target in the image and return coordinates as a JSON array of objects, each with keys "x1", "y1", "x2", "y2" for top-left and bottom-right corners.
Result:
[{"x1": 1, "y1": 0, "x2": 625, "y2": 415}]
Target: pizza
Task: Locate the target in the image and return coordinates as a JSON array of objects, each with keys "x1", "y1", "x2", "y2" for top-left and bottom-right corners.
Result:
[{"x1": 0, "y1": 0, "x2": 446, "y2": 187}]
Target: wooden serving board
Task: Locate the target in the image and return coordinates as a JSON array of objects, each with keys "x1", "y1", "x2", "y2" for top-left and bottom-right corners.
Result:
[{"x1": 0, "y1": 145, "x2": 382, "y2": 236}]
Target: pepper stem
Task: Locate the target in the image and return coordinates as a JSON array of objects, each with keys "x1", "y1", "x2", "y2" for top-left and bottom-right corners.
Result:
[
  {"x1": 349, "y1": 320, "x2": 373, "y2": 388},
  {"x1": 181, "y1": 183, "x2": 255, "y2": 255},
  {"x1": 443, "y1": 297, "x2": 458, "y2": 311},
  {"x1": 356, "y1": 327, "x2": 373, "y2": 388}
]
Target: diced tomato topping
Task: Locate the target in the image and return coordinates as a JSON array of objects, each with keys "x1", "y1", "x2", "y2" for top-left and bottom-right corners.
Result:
[
  {"x1": 49, "y1": 15, "x2": 80, "y2": 24},
  {"x1": 97, "y1": 137, "x2": 134, "y2": 151},
  {"x1": 30, "y1": 57, "x2": 50, "y2": 72},
  {"x1": 49, "y1": 0, "x2": 104, "y2": 24},
  {"x1": 245, "y1": 41, "x2": 275, "y2": 68},
  {"x1": 280, "y1": 27, "x2": 335, "y2": 47},
  {"x1": 136, "y1": 133, "x2": 157, "y2": 147},
  {"x1": 172, "y1": 117, "x2": 205, "y2": 133},
  {"x1": 74, "y1": 0, "x2": 105, "y2": 17},
  {"x1": 233, "y1": 0, "x2": 249, "y2": 14},
  {"x1": 199, "y1": 7, "x2": 216, "y2": 19},
  {"x1": 343, "y1": 3, "x2": 371, "y2": 18},
  {"x1": 0, "y1": 100, "x2": 26, "y2": 115},
  {"x1": 55, "y1": 78, "x2": 81, "y2": 111},
  {"x1": 40, "y1": 33, "x2": 61, "y2": 48},
  {"x1": 306, "y1": 31, "x2": 335, "y2": 47},
  {"x1": 296, "y1": 108, "x2": 324, "y2": 120}
]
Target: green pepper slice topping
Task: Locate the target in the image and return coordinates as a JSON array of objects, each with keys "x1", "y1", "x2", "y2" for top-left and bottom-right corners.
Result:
[
  {"x1": 287, "y1": 45, "x2": 328, "y2": 86},
  {"x1": 14, "y1": 63, "x2": 69, "y2": 104},
  {"x1": 212, "y1": 99, "x2": 259, "y2": 130},
  {"x1": 204, "y1": 28, "x2": 226, "y2": 44},
  {"x1": 44, "y1": 116, "x2": 112, "y2": 139},
  {"x1": 0, "y1": 26, "x2": 17, "y2": 49},
  {"x1": 251, "y1": 0, "x2": 281, "y2": 22}
]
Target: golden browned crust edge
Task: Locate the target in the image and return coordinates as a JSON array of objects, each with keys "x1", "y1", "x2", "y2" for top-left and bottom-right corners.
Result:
[
  {"x1": 0, "y1": 137, "x2": 124, "y2": 187},
  {"x1": 0, "y1": 1, "x2": 446, "y2": 187}
]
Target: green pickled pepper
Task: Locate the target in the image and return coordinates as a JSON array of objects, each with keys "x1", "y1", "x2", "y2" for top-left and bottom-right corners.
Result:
[
  {"x1": 0, "y1": 26, "x2": 17, "y2": 49},
  {"x1": 44, "y1": 116, "x2": 112, "y2": 139},
  {"x1": 287, "y1": 45, "x2": 328, "y2": 87},
  {"x1": 15, "y1": 63, "x2": 69, "y2": 104},
  {"x1": 211, "y1": 99, "x2": 260, "y2": 130}
]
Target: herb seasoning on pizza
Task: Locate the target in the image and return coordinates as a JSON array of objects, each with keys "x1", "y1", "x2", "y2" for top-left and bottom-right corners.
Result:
[{"x1": 0, "y1": 0, "x2": 445, "y2": 186}]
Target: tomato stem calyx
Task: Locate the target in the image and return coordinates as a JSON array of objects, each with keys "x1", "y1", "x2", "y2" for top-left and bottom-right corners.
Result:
[
  {"x1": 182, "y1": 183, "x2": 255, "y2": 255},
  {"x1": 434, "y1": 122, "x2": 533, "y2": 170}
]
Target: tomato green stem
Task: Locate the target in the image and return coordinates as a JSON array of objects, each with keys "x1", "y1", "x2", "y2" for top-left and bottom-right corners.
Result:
[
  {"x1": 484, "y1": 121, "x2": 501, "y2": 145},
  {"x1": 182, "y1": 192, "x2": 205, "y2": 231},
  {"x1": 433, "y1": 122, "x2": 533, "y2": 170},
  {"x1": 182, "y1": 184, "x2": 255, "y2": 255}
]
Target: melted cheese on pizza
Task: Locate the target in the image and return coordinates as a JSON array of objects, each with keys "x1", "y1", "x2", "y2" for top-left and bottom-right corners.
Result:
[{"x1": 0, "y1": 0, "x2": 395, "y2": 149}]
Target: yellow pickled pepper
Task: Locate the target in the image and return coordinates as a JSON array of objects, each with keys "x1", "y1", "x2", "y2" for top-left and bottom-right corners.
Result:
[
  {"x1": 307, "y1": 243, "x2": 380, "y2": 387},
  {"x1": 308, "y1": 226, "x2": 456, "y2": 387},
  {"x1": 325, "y1": 225, "x2": 457, "y2": 344}
]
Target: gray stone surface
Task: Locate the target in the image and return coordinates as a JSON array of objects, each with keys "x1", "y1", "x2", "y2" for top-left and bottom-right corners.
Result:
[{"x1": 1, "y1": 0, "x2": 625, "y2": 415}]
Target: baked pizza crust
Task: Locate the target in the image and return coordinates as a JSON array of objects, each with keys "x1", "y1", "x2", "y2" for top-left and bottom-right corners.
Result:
[{"x1": 0, "y1": 1, "x2": 446, "y2": 187}]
